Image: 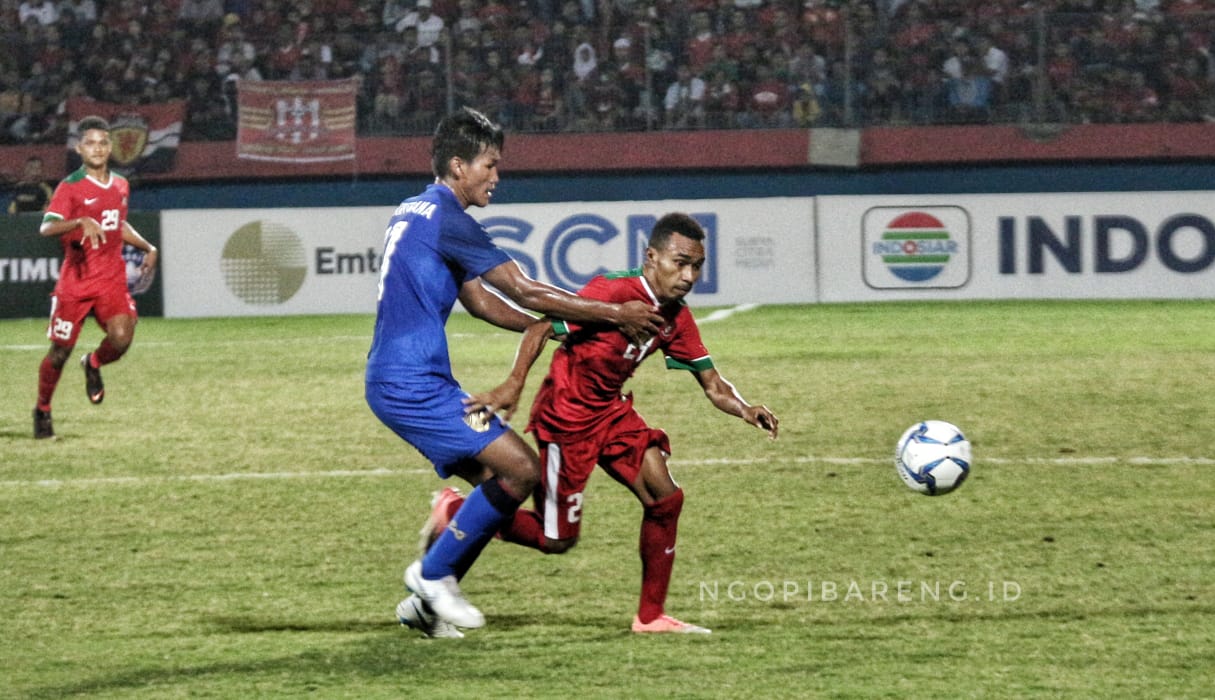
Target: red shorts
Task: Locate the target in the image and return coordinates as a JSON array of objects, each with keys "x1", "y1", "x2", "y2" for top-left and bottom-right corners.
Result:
[
  {"x1": 46, "y1": 287, "x2": 136, "y2": 347},
  {"x1": 533, "y1": 409, "x2": 670, "y2": 542}
]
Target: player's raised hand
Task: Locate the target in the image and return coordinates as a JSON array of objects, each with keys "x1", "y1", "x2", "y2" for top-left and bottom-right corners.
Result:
[
  {"x1": 617, "y1": 300, "x2": 664, "y2": 345},
  {"x1": 78, "y1": 217, "x2": 106, "y2": 249}
]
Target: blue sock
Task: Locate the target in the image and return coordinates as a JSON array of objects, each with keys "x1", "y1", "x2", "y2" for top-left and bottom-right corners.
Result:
[{"x1": 422, "y1": 477, "x2": 521, "y2": 580}]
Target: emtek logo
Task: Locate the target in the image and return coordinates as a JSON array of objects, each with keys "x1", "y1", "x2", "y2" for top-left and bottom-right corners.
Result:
[
  {"x1": 221, "y1": 221, "x2": 307, "y2": 304},
  {"x1": 863, "y1": 207, "x2": 971, "y2": 289}
]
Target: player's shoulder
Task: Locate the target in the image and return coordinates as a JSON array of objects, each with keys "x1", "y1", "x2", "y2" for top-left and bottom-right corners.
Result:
[
  {"x1": 59, "y1": 168, "x2": 89, "y2": 185},
  {"x1": 591, "y1": 268, "x2": 644, "y2": 291},
  {"x1": 602, "y1": 267, "x2": 643, "y2": 281},
  {"x1": 394, "y1": 187, "x2": 444, "y2": 219},
  {"x1": 583, "y1": 268, "x2": 644, "y2": 300}
]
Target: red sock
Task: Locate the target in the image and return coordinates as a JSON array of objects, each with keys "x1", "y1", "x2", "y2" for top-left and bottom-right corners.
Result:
[
  {"x1": 637, "y1": 489, "x2": 684, "y2": 623},
  {"x1": 93, "y1": 338, "x2": 123, "y2": 366},
  {"x1": 37, "y1": 356, "x2": 63, "y2": 411},
  {"x1": 497, "y1": 508, "x2": 548, "y2": 551}
]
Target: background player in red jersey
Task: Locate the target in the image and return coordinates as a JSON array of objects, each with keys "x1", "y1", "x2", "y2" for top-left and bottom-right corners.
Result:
[
  {"x1": 32, "y1": 115, "x2": 159, "y2": 439},
  {"x1": 458, "y1": 212, "x2": 780, "y2": 634}
]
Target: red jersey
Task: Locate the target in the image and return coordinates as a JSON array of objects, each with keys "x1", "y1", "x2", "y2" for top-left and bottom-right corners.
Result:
[
  {"x1": 528, "y1": 269, "x2": 713, "y2": 441},
  {"x1": 43, "y1": 168, "x2": 130, "y2": 298}
]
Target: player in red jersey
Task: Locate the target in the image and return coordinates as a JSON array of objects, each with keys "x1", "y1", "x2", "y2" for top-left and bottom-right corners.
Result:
[
  {"x1": 453, "y1": 212, "x2": 779, "y2": 634},
  {"x1": 32, "y1": 115, "x2": 159, "y2": 439}
]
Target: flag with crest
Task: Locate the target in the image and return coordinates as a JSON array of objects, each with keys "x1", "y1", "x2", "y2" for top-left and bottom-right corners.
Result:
[
  {"x1": 236, "y1": 79, "x2": 358, "y2": 162},
  {"x1": 66, "y1": 98, "x2": 186, "y2": 174}
]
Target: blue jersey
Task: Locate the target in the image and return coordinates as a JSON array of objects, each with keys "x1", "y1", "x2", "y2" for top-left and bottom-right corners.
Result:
[{"x1": 366, "y1": 184, "x2": 511, "y2": 385}]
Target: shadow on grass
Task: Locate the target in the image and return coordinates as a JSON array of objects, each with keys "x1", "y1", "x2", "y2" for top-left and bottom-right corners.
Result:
[
  {"x1": 22, "y1": 610, "x2": 632, "y2": 699},
  {"x1": 25, "y1": 602, "x2": 1210, "y2": 698}
]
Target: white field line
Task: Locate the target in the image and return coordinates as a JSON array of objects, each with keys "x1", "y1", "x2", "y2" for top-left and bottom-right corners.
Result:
[
  {"x1": 3, "y1": 454, "x2": 1211, "y2": 490},
  {"x1": 700, "y1": 303, "x2": 759, "y2": 323},
  {"x1": 0, "y1": 336, "x2": 376, "y2": 352}
]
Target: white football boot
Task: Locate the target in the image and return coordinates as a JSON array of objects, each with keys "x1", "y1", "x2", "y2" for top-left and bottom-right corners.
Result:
[
  {"x1": 396, "y1": 594, "x2": 464, "y2": 639},
  {"x1": 404, "y1": 560, "x2": 485, "y2": 629}
]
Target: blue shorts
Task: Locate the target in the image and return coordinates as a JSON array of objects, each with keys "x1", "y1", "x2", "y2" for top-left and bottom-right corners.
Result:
[{"x1": 366, "y1": 379, "x2": 509, "y2": 477}]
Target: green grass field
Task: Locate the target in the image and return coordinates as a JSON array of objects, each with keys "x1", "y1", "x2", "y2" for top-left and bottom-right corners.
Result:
[{"x1": 2, "y1": 301, "x2": 1213, "y2": 699}]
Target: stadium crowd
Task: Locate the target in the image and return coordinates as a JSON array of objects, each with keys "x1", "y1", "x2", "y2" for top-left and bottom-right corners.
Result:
[{"x1": 2, "y1": 0, "x2": 1214, "y2": 144}]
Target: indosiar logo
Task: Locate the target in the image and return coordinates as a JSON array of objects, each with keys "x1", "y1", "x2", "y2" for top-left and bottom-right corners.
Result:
[
  {"x1": 221, "y1": 221, "x2": 307, "y2": 304},
  {"x1": 863, "y1": 207, "x2": 971, "y2": 289}
]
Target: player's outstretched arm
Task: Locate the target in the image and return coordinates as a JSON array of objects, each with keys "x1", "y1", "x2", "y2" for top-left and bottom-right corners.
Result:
[
  {"x1": 463, "y1": 318, "x2": 555, "y2": 421},
  {"x1": 121, "y1": 221, "x2": 158, "y2": 273},
  {"x1": 459, "y1": 277, "x2": 537, "y2": 332},
  {"x1": 480, "y1": 260, "x2": 662, "y2": 344},
  {"x1": 694, "y1": 367, "x2": 780, "y2": 440}
]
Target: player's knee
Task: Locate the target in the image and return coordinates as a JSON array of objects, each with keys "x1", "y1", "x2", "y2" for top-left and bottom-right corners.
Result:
[
  {"x1": 109, "y1": 330, "x2": 134, "y2": 353},
  {"x1": 497, "y1": 470, "x2": 538, "y2": 503},
  {"x1": 543, "y1": 536, "x2": 578, "y2": 554}
]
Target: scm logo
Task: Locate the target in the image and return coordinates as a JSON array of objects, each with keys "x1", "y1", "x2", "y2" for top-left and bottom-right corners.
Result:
[{"x1": 484, "y1": 213, "x2": 718, "y2": 293}]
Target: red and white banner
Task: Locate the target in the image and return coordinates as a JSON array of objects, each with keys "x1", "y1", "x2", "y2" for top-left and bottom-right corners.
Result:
[
  {"x1": 236, "y1": 80, "x2": 358, "y2": 163},
  {"x1": 66, "y1": 98, "x2": 185, "y2": 173}
]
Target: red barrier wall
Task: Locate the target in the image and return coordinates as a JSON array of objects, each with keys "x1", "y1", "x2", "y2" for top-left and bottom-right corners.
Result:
[
  {"x1": 2, "y1": 123, "x2": 1212, "y2": 183},
  {"x1": 860, "y1": 123, "x2": 1215, "y2": 165}
]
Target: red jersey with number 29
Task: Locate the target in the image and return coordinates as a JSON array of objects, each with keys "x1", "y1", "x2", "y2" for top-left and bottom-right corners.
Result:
[
  {"x1": 42, "y1": 168, "x2": 130, "y2": 298},
  {"x1": 527, "y1": 269, "x2": 714, "y2": 441}
]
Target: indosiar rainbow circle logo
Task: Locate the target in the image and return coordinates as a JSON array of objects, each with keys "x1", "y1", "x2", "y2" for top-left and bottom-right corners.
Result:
[{"x1": 873, "y1": 211, "x2": 958, "y2": 282}]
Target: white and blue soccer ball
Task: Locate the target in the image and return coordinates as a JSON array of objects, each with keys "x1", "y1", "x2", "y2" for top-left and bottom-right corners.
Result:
[
  {"x1": 894, "y1": 420, "x2": 972, "y2": 496},
  {"x1": 123, "y1": 245, "x2": 144, "y2": 291},
  {"x1": 122, "y1": 245, "x2": 155, "y2": 295}
]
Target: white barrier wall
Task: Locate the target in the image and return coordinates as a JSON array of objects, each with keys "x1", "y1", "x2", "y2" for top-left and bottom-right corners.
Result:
[
  {"x1": 161, "y1": 191, "x2": 1215, "y2": 317},
  {"x1": 817, "y1": 192, "x2": 1215, "y2": 301},
  {"x1": 161, "y1": 198, "x2": 817, "y2": 317}
]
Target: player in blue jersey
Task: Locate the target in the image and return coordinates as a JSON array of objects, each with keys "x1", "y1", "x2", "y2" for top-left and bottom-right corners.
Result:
[{"x1": 366, "y1": 107, "x2": 663, "y2": 637}]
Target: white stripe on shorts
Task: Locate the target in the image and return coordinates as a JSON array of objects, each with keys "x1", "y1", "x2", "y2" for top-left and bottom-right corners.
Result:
[{"x1": 543, "y1": 443, "x2": 561, "y2": 541}]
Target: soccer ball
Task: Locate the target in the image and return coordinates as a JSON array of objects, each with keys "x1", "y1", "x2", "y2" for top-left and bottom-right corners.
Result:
[{"x1": 894, "y1": 420, "x2": 972, "y2": 496}]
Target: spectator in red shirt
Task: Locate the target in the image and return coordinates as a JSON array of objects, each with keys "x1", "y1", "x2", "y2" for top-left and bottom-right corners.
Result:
[
  {"x1": 587, "y1": 67, "x2": 628, "y2": 131},
  {"x1": 264, "y1": 25, "x2": 302, "y2": 79},
  {"x1": 738, "y1": 60, "x2": 792, "y2": 128},
  {"x1": 610, "y1": 36, "x2": 648, "y2": 129},
  {"x1": 800, "y1": 0, "x2": 845, "y2": 53},
  {"x1": 530, "y1": 66, "x2": 564, "y2": 132},
  {"x1": 1161, "y1": 54, "x2": 1213, "y2": 120},
  {"x1": 1109, "y1": 67, "x2": 1161, "y2": 122},
  {"x1": 891, "y1": 2, "x2": 938, "y2": 55},
  {"x1": 685, "y1": 11, "x2": 718, "y2": 75},
  {"x1": 721, "y1": 8, "x2": 757, "y2": 60}
]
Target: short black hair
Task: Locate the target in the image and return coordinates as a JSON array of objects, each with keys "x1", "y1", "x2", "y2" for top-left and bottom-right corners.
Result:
[
  {"x1": 649, "y1": 212, "x2": 705, "y2": 250},
  {"x1": 77, "y1": 115, "x2": 111, "y2": 134},
  {"x1": 431, "y1": 107, "x2": 505, "y2": 179}
]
